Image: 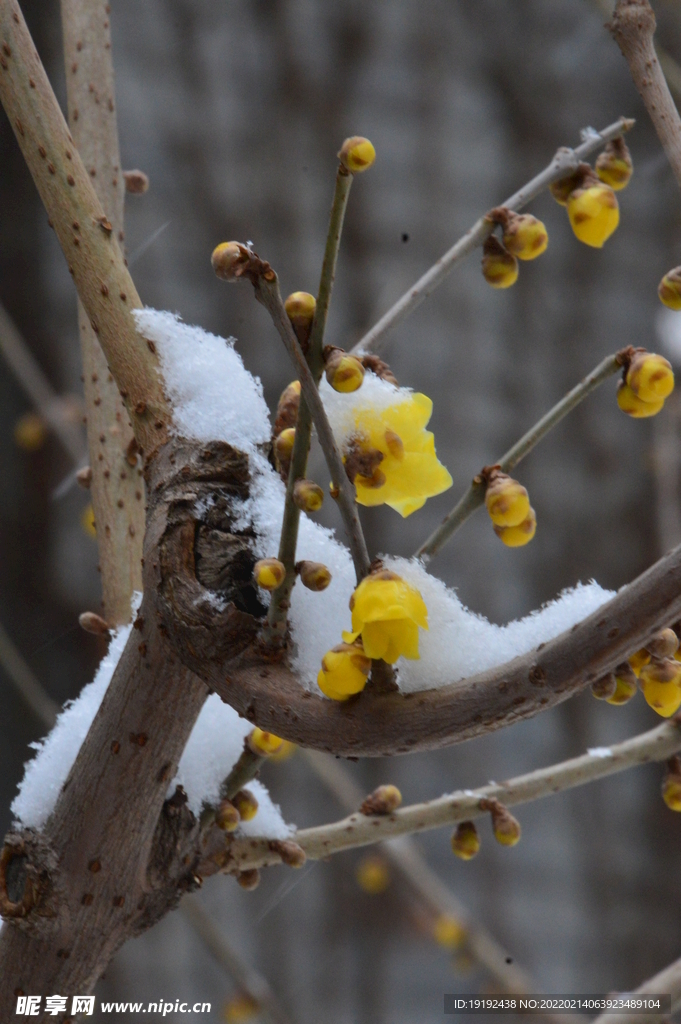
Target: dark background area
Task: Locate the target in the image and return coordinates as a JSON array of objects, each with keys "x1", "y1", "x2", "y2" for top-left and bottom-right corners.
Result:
[{"x1": 2, "y1": 1, "x2": 681, "y2": 1020}]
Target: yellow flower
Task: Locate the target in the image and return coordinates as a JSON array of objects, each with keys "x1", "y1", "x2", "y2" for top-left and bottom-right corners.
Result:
[
  {"x1": 317, "y1": 642, "x2": 371, "y2": 701},
  {"x1": 343, "y1": 569, "x2": 428, "y2": 663},
  {"x1": 343, "y1": 392, "x2": 452, "y2": 517},
  {"x1": 640, "y1": 659, "x2": 681, "y2": 718},
  {"x1": 567, "y1": 183, "x2": 619, "y2": 248}
]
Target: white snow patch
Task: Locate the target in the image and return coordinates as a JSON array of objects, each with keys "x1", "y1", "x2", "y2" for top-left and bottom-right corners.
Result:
[
  {"x1": 320, "y1": 372, "x2": 410, "y2": 445},
  {"x1": 587, "y1": 747, "x2": 613, "y2": 759}
]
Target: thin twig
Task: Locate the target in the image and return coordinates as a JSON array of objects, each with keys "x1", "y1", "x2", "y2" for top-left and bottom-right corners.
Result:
[
  {"x1": 611, "y1": 2, "x2": 681, "y2": 190},
  {"x1": 60, "y1": 0, "x2": 145, "y2": 624},
  {"x1": 416, "y1": 352, "x2": 622, "y2": 561},
  {"x1": 591, "y1": 953, "x2": 681, "y2": 1024},
  {"x1": 267, "y1": 167, "x2": 354, "y2": 636},
  {"x1": 302, "y1": 750, "x2": 538, "y2": 996},
  {"x1": 226, "y1": 720, "x2": 681, "y2": 869},
  {"x1": 351, "y1": 117, "x2": 633, "y2": 356},
  {"x1": 590, "y1": 0, "x2": 681, "y2": 106},
  {"x1": 0, "y1": 302, "x2": 85, "y2": 466},
  {"x1": 254, "y1": 275, "x2": 371, "y2": 581},
  {"x1": 0, "y1": 619, "x2": 58, "y2": 729},
  {"x1": 181, "y1": 899, "x2": 292, "y2": 1024}
]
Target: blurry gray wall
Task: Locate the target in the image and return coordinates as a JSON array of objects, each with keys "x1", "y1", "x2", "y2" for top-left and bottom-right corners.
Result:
[{"x1": 2, "y1": 1, "x2": 681, "y2": 1021}]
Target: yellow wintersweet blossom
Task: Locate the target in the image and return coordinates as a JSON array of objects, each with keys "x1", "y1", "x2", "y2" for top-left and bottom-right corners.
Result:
[
  {"x1": 344, "y1": 393, "x2": 452, "y2": 517},
  {"x1": 343, "y1": 569, "x2": 428, "y2": 663},
  {"x1": 317, "y1": 642, "x2": 371, "y2": 701}
]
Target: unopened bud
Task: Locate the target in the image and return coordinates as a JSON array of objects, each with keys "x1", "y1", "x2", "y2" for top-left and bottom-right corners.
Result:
[
  {"x1": 626, "y1": 353, "x2": 674, "y2": 405},
  {"x1": 79, "y1": 611, "x2": 110, "y2": 635},
  {"x1": 253, "y1": 558, "x2": 286, "y2": 591},
  {"x1": 617, "y1": 381, "x2": 663, "y2": 419},
  {"x1": 248, "y1": 727, "x2": 285, "y2": 756},
  {"x1": 485, "y1": 473, "x2": 530, "y2": 528},
  {"x1": 123, "y1": 169, "x2": 150, "y2": 194},
  {"x1": 433, "y1": 915, "x2": 467, "y2": 950},
  {"x1": 662, "y1": 756, "x2": 681, "y2": 811},
  {"x1": 236, "y1": 869, "x2": 260, "y2": 890},
  {"x1": 591, "y1": 673, "x2": 617, "y2": 701},
  {"x1": 595, "y1": 137, "x2": 633, "y2": 191},
  {"x1": 232, "y1": 789, "x2": 259, "y2": 822},
  {"x1": 284, "y1": 292, "x2": 316, "y2": 349},
  {"x1": 296, "y1": 560, "x2": 332, "y2": 592},
  {"x1": 324, "y1": 348, "x2": 365, "y2": 393},
  {"x1": 356, "y1": 854, "x2": 390, "y2": 893},
  {"x1": 567, "y1": 180, "x2": 619, "y2": 248},
  {"x1": 640, "y1": 658, "x2": 681, "y2": 717},
  {"x1": 274, "y1": 381, "x2": 300, "y2": 436},
  {"x1": 293, "y1": 479, "x2": 324, "y2": 513},
  {"x1": 14, "y1": 412, "x2": 46, "y2": 452},
  {"x1": 481, "y1": 235, "x2": 518, "y2": 289},
  {"x1": 215, "y1": 799, "x2": 240, "y2": 832},
  {"x1": 628, "y1": 649, "x2": 651, "y2": 677},
  {"x1": 76, "y1": 466, "x2": 92, "y2": 489},
  {"x1": 482, "y1": 799, "x2": 521, "y2": 847},
  {"x1": 211, "y1": 241, "x2": 249, "y2": 282},
  {"x1": 606, "y1": 662, "x2": 637, "y2": 705},
  {"x1": 269, "y1": 839, "x2": 306, "y2": 868},
  {"x1": 274, "y1": 427, "x2": 296, "y2": 479},
  {"x1": 338, "y1": 136, "x2": 376, "y2": 174},
  {"x1": 645, "y1": 628, "x2": 679, "y2": 661},
  {"x1": 450, "y1": 820, "x2": 481, "y2": 860},
  {"x1": 658, "y1": 267, "x2": 681, "y2": 311},
  {"x1": 360, "y1": 784, "x2": 402, "y2": 816},
  {"x1": 498, "y1": 211, "x2": 548, "y2": 261},
  {"x1": 493, "y1": 507, "x2": 536, "y2": 548}
]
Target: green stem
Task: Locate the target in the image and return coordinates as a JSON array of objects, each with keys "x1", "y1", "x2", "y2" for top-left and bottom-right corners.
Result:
[
  {"x1": 265, "y1": 167, "x2": 355, "y2": 639},
  {"x1": 416, "y1": 353, "x2": 623, "y2": 561}
]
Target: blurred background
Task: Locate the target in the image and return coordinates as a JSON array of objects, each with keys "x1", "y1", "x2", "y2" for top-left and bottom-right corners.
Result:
[{"x1": 2, "y1": 0, "x2": 681, "y2": 1020}]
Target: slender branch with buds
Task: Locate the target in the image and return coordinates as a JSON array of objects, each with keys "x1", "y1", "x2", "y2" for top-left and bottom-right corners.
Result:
[{"x1": 351, "y1": 116, "x2": 633, "y2": 356}]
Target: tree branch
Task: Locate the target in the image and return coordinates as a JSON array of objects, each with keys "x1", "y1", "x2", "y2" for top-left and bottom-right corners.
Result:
[
  {"x1": 224, "y1": 720, "x2": 681, "y2": 870},
  {"x1": 611, "y1": 1, "x2": 681, "y2": 190},
  {"x1": 60, "y1": 0, "x2": 144, "y2": 624},
  {"x1": 416, "y1": 352, "x2": 624, "y2": 561},
  {"x1": 0, "y1": 0, "x2": 170, "y2": 454},
  {"x1": 351, "y1": 117, "x2": 633, "y2": 356},
  {"x1": 592, "y1": 953, "x2": 681, "y2": 1024}
]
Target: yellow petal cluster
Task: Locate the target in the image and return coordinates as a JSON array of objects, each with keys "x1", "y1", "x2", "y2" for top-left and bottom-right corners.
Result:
[
  {"x1": 343, "y1": 569, "x2": 428, "y2": 663},
  {"x1": 344, "y1": 393, "x2": 452, "y2": 517},
  {"x1": 618, "y1": 352, "x2": 674, "y2": 419},
  {"x1": 317, "y1": 641, "x2": 371, "y2": 701},
  {"x1": 640, "y1": 659, "x2": 681, "y2": 718}
]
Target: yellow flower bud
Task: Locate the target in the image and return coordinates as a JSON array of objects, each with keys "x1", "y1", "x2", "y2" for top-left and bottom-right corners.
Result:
[
  {"x1": 645, "y1": 628, "x2": 679, "y2": 661},
  {"x1": 324, "y1": 348, "x2": 365, "y2": 393},
  {"x1": 296, "y1": 560, "x2": 332, "y2": 592},
  {"x1": 211, "y1": 241, "x2": 249, "y2": 282},
  {"x1": 433, "y1": 915, "x2": 467, "y2": 950},
  {"x1": 216, "y1": 799, "x2": 240, "y2": 832},
  {"x1": 236, "y1": 869, "x2": 260, "y2": 890},
  {"x1": 284, "y1": 292, "x2": 316, "y2": 349},
  {"x1": 224, "y1": 994, "x2": 259, "y2": 1024},
  {"x1": 253, "y1": 558, "x2": 286, "y2": 591},
  {"x1": 549, "y1": 170, "x2": 584, "y2": 206},
  {"x1": 486, "y1": 800, "x2": 521, "y2": 847},
  {"x1": 662, "y1": 757, "x2": 681, "y2": 811},
  {"x1": 268, "y1": 740, "x2": 296, "y2": 762},
  {"x1": 450, "y1": 820, "x2": 481, "y2": 861},
  {"x1": 360, "y1": 784, "x2": 402, "y2": 816},
  {"x1": 626, "y1": 352, "x2": 674, "y2": 404},
  {"x1": 616, "y1": 382, "x2": 664, "y2": 419},
  {"x1": 343, "y1": 569, "x2": 429, "y2": 663},
  {"x1": 591, "y1": 674, "x2": 617, "y2": 701},
  {"x1": 493, "y1": 508, "x2": 537, "y2": 548},
  {"x1": 338, "y1": 136, "x2": 376, "y2": 174},
  {"x1": 248, "y1": 727, "x2": 285, "y2": 756},
  {"x1": 485, "y1": 473, "x2": 531, "y2": 528},
  {"x1": 502, "y1": 213, "x2": 548, "y2": 261},
  {"x1": 481, "y1": 235, "x2": 518, "y2": 289},
  {"x1": 606, "y1": 662, "x2": 637, "y2": 706},
  {"x1": 567, "y1": 182, "x2": 619, "y2": 248},
  {"x1": 595, "y1": 137, "x2": 633, "y2": 191},
  {"x1": 232, "y1": 789, "x2": 259, "y2": 822},
  {"x1": 14, "y1": 411, "x2": 46, "y2": 452},
  {"x1": 356, "y1": 854, "x2": 390, "y2": 893},
  {"x1": 293, "y1": 479, "x2": 324, "y2": 513},
  {"x1": 274, "y1": 427, "x2": 296, "y2": 479},
  {"x1": 628, "y1": 648, "x2": 651, "y2": 677},
  {"x1": 640, "y1": 659, "x2": 681, "y2": 717},
  {"x1": 274, "y1": 380, "x2": 300, "y2": 436},
  {"x1": 658, "y1": 267, "x2": 681, "y2": 311},
  {"x1": 317, "y1": 642, "x2": 371, "y2": 700}
]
